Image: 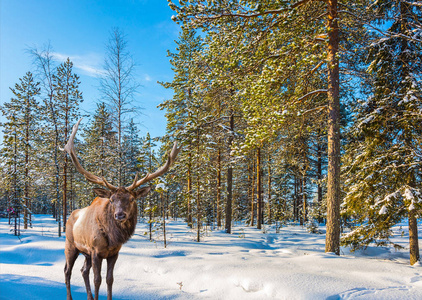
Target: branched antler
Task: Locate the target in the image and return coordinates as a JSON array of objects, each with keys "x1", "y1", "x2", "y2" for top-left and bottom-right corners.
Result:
[
  {"x1": 63, "y1": 118, "x2": 118, "y2": 191},
  {"x1": 126, "y1": 142, "x2": 180, "y2": 191}
]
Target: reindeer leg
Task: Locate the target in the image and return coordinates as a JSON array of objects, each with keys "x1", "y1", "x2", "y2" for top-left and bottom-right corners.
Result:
[
  {"x1": 81, "y1": 254, "x2": 94, "y2": 300},
  {"x1": 64, "y1": 243, "x2": 79, "y2": 300},
  {"x1": 92, "y1": 253, "x2": 103, "y2": 300},
  {"x1": 106, "y1": 254, "x2": 119, "y2": 300}
]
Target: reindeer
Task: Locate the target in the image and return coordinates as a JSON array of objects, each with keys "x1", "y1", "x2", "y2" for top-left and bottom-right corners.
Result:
[{"x1": 62, "y1": 119, "x2": 179, "y2": 300}]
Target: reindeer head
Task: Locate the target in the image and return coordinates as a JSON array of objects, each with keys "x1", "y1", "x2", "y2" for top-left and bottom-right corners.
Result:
[
  {"x1": 92, "y1": 187, "x2": 149, "y2": 222},
  {"x1": 63, "y1": 118, "x2": 180, "y2": 223}
]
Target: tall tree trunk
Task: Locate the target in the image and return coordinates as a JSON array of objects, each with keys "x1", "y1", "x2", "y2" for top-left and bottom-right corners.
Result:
[
  {"x1": 63, "y1": 109, "x2": 68, "y2": 232},
  {"x1": 409, "y1": 209, "x2": 420, "y2": 265},
  {"x1": 162, "y1": 193, "x2": 167, "y2": 248},
  {"x1": 302, "y1": 173, "x2": 307, "y2": 225},
  {"x1": 299, "y1": 177, "x2": 304, "y2": 226},
  {"x1": 249, "y1": 158, "x2": 255, "y2": 226},
  {"x1": 7, "y1": 191, "x2": 11, "y2": 225},
  {"x1": 13, "y1": 131, "x2": 19, "y2": 236},
  {"x1": 216, "y1": 149, "x2": 222, "y2": 227},
  {"x1": 149, "y1": 198, "x2": 153, "y2": 241},
  {"x1": 225, "y1": 113, "x2": 234, "y2": 234},
  {"x1": 196, "y1": 129, "x2": 201, "y2": 242},
  {"x1": 187, "y1": 153, "x2": 193, "y2": 227},
  {"x1": 24, "y1": 116, "x2": 30, "y2": 229},
  {"x1": 325, "y1": 0, "x2": 341, "y2": 255},
  {"x1": 317, "y1": 139, "x2": 323, "y2": 223},
  {"x1": 267, "y1": 153, "x2": 272, "y2": 224},
  {"x1": 398, "y1": 0, "x2": 420, "y2": 266},
  {"x1": 256, "y1": 147, "x2": 262, "y2": 229},
  {"x1": 47, "y1": 95, "x2": 61, "y2": 236},
  {"x1": 294, "y1": 175, "x2": 298, "y2": 222}
]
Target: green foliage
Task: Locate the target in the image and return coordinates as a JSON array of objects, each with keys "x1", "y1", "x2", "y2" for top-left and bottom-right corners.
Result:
[
  {"x1": 0, "y1": 71, "x2": 40, "y2": 232},
  {"x1": 342, "y1": 1, "x2": 422, "y2": 251}
]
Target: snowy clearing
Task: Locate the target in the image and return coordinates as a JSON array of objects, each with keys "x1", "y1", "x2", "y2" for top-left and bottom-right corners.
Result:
[{"x1": 1, "y1": 215, "x2": 422, "y2": 299}]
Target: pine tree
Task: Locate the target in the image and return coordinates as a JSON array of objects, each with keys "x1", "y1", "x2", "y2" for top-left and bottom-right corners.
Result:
[
  {"x1": 122, "y1": 119, "x2": 142, "y2": 185},
  {"x1": 342, "y1": 0, "x2": 422, "y2": 265},
  {"x1": 0, "y1": 72, "x2": 40, "y2": 233},
  {"x1": 159, "y1": 27, "x2": 204, "y2": 228},
  {"x1": 53, "y1": 58, "x2": 83, "y2": 232},
  {"x1": 28, "y1": 44, "x2": 61, "y2": 222},
  {"x1": 80, "y1": 102, "x2": 117, "y2": 206}
]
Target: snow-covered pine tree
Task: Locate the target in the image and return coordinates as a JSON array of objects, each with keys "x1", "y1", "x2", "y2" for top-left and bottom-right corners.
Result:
[
  {"x1": 28, "y1": 44, "x2": 61, "y2": 221},
  {"x1": 79, "y1": 102, "x2": 117, "y2": 206},
  {"x1": 0, "y1": 72, "x2": 40, "y2": 233},
  {"x1": 159, "y1": 27, "x2": 203, "y2": 229},
  {"x1": 342, "y1": 1, "x2": 422, "y2": 265},
  {"x1": 122, "y1": 118, "x2": 142, "y2": 185},
  {"x1": 53, "y1": 58, "x2": 83, "y2": 232}
]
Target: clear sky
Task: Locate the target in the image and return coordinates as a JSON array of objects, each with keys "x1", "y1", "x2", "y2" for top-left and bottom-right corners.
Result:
[{"x1": 0, "y1": 0, "x2": 180, "y2": 139}]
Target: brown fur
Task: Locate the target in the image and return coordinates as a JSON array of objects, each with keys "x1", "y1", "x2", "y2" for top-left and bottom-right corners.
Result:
[
  {"x1": 64, "y1": 186, "x2": 150, "y2": 300},
  {"x1": 97, "y1": 194, "x2": 137, "y2": 248}
]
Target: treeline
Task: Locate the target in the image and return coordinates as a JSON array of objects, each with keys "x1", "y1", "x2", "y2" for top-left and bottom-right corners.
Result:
[
  {"x1": 157, "y1": 0, "x2": 422, "y2": 265},
  {"x1": 0, "y1": 1, "x2": 421, "y2": 265},
  {"x1": 0, "y1": 29, "x2": 167, "y2": 237}
]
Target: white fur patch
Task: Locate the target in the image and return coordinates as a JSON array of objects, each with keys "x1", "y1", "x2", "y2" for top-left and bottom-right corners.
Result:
[{"x1": 74, "y1": 208, "x2": 87, "y2": 232}]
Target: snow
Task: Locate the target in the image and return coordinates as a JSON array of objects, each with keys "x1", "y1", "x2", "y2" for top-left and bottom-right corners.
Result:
[
  {"x1": 404, "y1": 188, "x2": 415, "y2": 202},
  {"x1": 409, "y1": 203, "x2": 416, "y2": 211},
  {"x1": 155, "y1": 183, "x2": 167, "y2": 191},
  {"x1": 1, "y1": 215, "x2": 422, "y2": 299},
  {"x1": 358, "y1": 115, "x2": 374, "y2": 127}
]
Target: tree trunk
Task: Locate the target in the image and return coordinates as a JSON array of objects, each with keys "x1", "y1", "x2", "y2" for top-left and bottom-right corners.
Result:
[
  {"x1": 149, "y1": 198, "x2": 153, "y2": 241},
  {"x1": 63, "y1": 109, "x2": 68, "y2": 232},
  {"x1": 294, "y1": 175, "x2": 298, "y2": 222},
  {"x1": 24, "y1": 115, "x2": 30, "y2": 229},
  {"x1": 409, "y1": 209, "x2": 420, "y2": 265},
  {"x1": 302, "y1": 174, "x2": 307, "y2": 224},
  {"x1": 256, "y1": 147, "x2": 262, "y2": 229},
  {"x1": 225, "y1": 113, "x2": 234, "y2": 234},
  {"x1": 216, "y1": 149, "x2": 222, "y2": 227},
  {"x1": 268, "y1": 157, "x2": 272, "y2": 225},
  {"x1": 249, "y1": 158, "x2": 255, "y2": 227},
  {"x1": 162, "y1": 193, "x2": 167, "y2": 248},
  {"x1": 325, "y1": 0, "x2": 341, "y2": 255},
  {"x1": 196, "y1": 129, "x2": 201, "y2": 242},
  {"x1": 299, "y1": 177, "x2": 304, "y2": 226},
  {"x1": 13, "y1": 131, "x2": 19, "y2": 236},
  {"x1": 187, "y1": 153, "x2": 193, "y2": 227},
  {"x1": 317, "y1": 139, "x2": 323, "y2": 223}
]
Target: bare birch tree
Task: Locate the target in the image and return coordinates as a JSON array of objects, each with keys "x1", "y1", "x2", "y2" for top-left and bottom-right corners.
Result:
[{"x1": 100, "y1": 28, "x2": 140, "y2": 186}]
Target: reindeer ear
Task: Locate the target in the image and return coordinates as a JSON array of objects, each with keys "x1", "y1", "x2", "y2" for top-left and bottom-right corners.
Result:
[
  {"x1": 93, "y1": 188, "x2": 112, "y2": 199},
  {"x1": 134, "y1": 186, "x2": 152, "y2": 199}
]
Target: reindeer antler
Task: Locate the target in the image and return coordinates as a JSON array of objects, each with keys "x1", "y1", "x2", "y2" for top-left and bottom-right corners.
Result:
[
  {"x1": 126, "y1": 142, "x2": 180, "y2": 191},
  {"x1": 63, "y1": 118, "x2": 118, "y2": 191}
]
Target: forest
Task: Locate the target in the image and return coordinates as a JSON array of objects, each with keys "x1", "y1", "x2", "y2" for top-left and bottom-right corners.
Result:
[{"x1": 1, "y1": 0, "x2": 421, "y2": 268}]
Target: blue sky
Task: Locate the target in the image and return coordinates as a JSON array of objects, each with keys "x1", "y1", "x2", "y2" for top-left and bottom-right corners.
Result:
[{"x1": 0, "y1": 0, "x2": 180, "y2": 139}]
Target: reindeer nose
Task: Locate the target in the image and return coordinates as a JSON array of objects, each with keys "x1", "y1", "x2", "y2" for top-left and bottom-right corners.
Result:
[{"x1": 114, "y1": 212, "x2": 126, "y2": 221}]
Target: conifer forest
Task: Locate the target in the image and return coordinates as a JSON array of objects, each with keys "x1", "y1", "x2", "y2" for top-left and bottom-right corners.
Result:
[{"x1": 1, "y1": 0, "x2": 422, "y2": 275}]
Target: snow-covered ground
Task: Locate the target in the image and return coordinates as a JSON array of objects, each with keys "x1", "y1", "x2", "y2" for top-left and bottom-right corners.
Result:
[{"x1": 1, "y1": 215, "x2": 422, "y2": 300}]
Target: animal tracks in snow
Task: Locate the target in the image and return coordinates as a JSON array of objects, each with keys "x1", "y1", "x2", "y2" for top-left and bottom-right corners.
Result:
[
  {"x1": 330, "y1": 275, "x2": 422, "y2": 300},
  {"x1": 231, "y1": 277, "x2": 277, "y2": 297},
  {"x1": 410, "y1": 274, "x2": 422, "y2": 284},
  {"x1": 329, "y1": 286, "x2": 413, "y2": 300}
]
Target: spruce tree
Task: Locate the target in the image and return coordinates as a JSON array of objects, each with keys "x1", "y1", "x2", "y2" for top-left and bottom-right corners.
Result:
[
  {"x1": 342, "y1": 1, "x2": 422, "y2": 265},
  {"x1": 80, "y1": 102, "x2": 117, "y2": 206},
  {"x1": 53, "y1": 58, "x2": 83, "y2": 232},
  {"x1": 1, "y1": 72, "x2": 40, "y2": 232}
]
